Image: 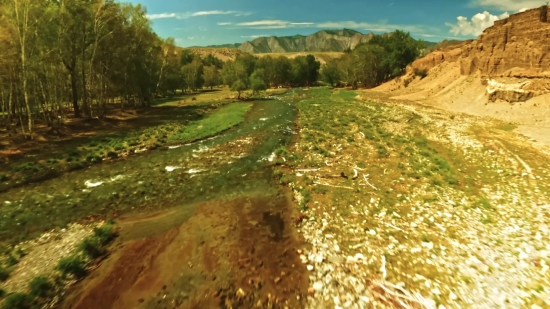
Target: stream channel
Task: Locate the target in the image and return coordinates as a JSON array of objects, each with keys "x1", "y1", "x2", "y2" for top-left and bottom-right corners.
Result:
[{"x1": 1, "y1": 92, "x2": 309, "y2": 308}]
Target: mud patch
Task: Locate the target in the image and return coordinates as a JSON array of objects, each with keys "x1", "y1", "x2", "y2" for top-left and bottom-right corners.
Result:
[{"x1": 58, "y1": 193, "x2": 308, "y2": 309}]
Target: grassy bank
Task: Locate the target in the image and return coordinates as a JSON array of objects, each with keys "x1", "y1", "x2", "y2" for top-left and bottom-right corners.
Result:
[
  {"x1": 276, "y1": 88, "x2": 550, "y2": 308},
  {"x1": 0, "y1": 101, "x2": 252, "y2": 247},
  {"x1": 0, "y1": 101, "x2": 252, "y2": 192}
]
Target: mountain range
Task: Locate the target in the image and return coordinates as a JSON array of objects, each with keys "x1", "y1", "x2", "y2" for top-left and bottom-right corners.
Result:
[{"x1": 193, "y1": 29, "x2": 438, "y2": 54}]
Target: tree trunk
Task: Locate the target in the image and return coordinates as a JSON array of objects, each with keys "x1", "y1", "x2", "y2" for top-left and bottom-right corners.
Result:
[{"x1": 70, "y1": 65, "x2": 80, "y2": 117}]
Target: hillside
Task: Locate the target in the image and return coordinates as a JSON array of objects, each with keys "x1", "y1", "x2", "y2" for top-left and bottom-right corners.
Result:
[
  {"x1": 373, "y1": 6, "x2": 550, "y2": 145},
  {"x1": 238, "y1": 29, "x2": 380, "y2": 53}
]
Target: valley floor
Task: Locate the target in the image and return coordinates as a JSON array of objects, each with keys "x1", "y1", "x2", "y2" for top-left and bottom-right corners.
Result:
[{"x1": 280, "y1": 88, "x2": 550, "y2": 309}]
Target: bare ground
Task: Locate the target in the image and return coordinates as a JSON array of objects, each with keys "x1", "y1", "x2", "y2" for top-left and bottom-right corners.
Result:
[{"x1": 58, "y1": 194, "x2": 309, "y2": 309}]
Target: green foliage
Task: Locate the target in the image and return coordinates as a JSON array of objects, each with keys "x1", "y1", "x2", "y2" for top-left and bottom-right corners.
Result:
[
  {"x1": 328, "y1": 30, "x2": 424, "y2": 88},
  {"x1": 170, "y1": 103, "x2": 251, "y2": 142},
  {"x1": 93, "y1": 224, "x2": 117, "y2": 244},
  {"x1": 28, "y1": 276, "x2": 54, "y2": 298},
  {"x1": 0, "y1": 265, "x2": 10, "y2": 281},
  {"x1": 1, "y1": 293, "x2": 32, "y2": 309},
  {"x1": 78, "y1": 237, "x2": 106, "y2": 258},
  {"x1": 321, "y1": 60, "x2": 341, "y2": 86},
  {"x1": 57, "y1": 256, "x2": 87, "y2": 279}
]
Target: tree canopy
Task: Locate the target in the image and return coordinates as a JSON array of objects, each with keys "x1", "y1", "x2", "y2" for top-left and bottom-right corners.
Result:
[{"x1": 321, "y1": 30, "x2": 425, "y2": 88}]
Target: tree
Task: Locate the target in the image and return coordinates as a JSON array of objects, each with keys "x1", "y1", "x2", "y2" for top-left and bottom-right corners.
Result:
[
  {"x1": 305, "y1": 55, "x2": 321, "y2": 86},
  {"x1": 202, "y1": 53, "x2": 223, "y2": 69},
  {"x1": 321, "y1": 60, "x2": 340, "y2": 87},
  {"x1": 231, "y1": 80, "x2": 247, "y2": 99},
  {"x1": 203, "y1": 65, "x2": 219, "y2": 89},
  {"x1": 250, "y1": 69, "x2": 267, "y2": 96}
]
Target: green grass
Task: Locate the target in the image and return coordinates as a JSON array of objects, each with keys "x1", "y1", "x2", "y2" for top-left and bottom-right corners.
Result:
[
  {"x1": 1, "y1": 99, "x2": 250, "y2": 196},
  {"x1": 169, "y1": 103, "x2": 252, "y2": 143},
  {"x1": 494, "y1": 122, "x2": 517, "y2": 131}
]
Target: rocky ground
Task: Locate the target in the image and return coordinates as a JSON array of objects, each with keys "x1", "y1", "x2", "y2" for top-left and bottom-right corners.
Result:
[{"x1": 282, "y1": 89, "x2": 550, "y2": 309}]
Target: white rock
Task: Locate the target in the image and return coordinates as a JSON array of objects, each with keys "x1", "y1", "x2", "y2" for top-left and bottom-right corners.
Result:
[
  {"x1": 307, "y1": 265, "x2": 314, "y2": 271},
  {"x1": 334, "y1": 244, "x2": 341, "y2": 253},
  {"x1": 449, "y1": 291, "x2": 457, "y2": 300},
  {"x1": 369, "y1": 229, "x2": 376, "y2": 235},
  {"x1": 313, "y1": 281, "x2": 323, "y2": 291}
]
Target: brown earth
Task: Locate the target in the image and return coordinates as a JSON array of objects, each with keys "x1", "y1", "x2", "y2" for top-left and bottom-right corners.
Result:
[
  {"x1": 374, "y1": 6, "x2": 550, "y2": 145},
  {"x1": 58, "y1": 193, "x2": 309, "y2": 309}
]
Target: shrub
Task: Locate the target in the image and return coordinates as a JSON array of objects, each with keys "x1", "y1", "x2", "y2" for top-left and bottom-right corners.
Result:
[
  {"x1": 56, "y1": 256, "x2": 87, "y2": 279},
  {"x1": 1, "y1": 293, "x2": 32, "y2": 309},
  {"x1": 28, "y1": 276, "x2": 53, "y2": 298},
  {"x1": 191, "y1": 97, "x2": 197, "y2": 101},
  {"x1": 0, "y1": 174, "x2": 7, "y2": 182},
  {"x1": 93, "y1": 224, "x2": 117, "y2": 245},
  {"x1": 0, "y1": 266, "x2": 10, "y2": 281},
  {"x1": 413, "y1": 67, "x2": 428, "y2": 79},
  {"x1": 540, "y1": 5, "x2": 548, "y2": 22},
  {"x1": 78, "y1": 237, "x2": 105, "y2": 259}
]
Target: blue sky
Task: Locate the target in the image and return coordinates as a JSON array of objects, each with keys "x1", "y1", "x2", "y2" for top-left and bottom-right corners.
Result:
[{"x1": 129, "y1": 0, "x2": 541, "y2": 47}]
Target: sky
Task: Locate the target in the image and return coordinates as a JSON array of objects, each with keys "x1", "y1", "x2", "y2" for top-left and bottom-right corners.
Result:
[{"x1": 128, "y1": 0, "x2": 542, "y2": 47}]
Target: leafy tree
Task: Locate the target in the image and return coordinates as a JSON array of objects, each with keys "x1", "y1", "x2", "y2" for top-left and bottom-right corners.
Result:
[
  {"x1": 203, "y1": 65, "x2": 219, "y2": 89},
  {"x1": 231, "y1": 80, "x2": 247, "y2": 99},
  {"x1": 250, "y1": 69, "x2": 267, "y2": 96},
  {"x1": 202, "y1": 53, "x2": 223, "y2": 69},
  {"x1": 305, "y1": 55, "x2": 321, "y2": 85},
  {"x1": 321, "y1": 60, "x2": 341, "y2": 86}
]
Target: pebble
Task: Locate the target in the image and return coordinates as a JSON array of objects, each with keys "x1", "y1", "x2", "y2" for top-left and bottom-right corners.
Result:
[
  {"x1": 307, "y1": 265, "x2": 314, "y2": 271},
  {"x1": 313, "y1": 281, "x2": 323, "y2": 292}
]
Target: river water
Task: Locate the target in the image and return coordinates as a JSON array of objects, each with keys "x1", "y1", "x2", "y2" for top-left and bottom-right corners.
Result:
[{"x1": 0, "y1": 94, "x2": 298, "y2": 243}]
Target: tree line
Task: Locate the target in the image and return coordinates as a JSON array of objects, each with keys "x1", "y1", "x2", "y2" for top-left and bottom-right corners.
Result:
[
  {"x1": 321, "y1": 30, "x2": 426, "y2": 89},
  {"x1": 0, "y1": 0, "x2": 422, "y2": 140},
  {"x1": 0, "y1": 0, "x2": 176, "y2": 137}
]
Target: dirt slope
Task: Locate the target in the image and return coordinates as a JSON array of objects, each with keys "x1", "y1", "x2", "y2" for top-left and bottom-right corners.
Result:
[
  {"x1": 59, "y1": 194, "x2": 308, "y2": 309},
  {"x1": 374, "y1": 6, "x2": 550, "y2": 144}
]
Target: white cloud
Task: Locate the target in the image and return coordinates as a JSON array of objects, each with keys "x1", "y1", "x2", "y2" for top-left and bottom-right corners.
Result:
[
  {"x1": 234, "y1": 20, "x2": 313, "y2": 29},
  {"x1": 518, "y1": 8, "x2": 528, "y2": 12},
  {"x1": 470, "y1": 0, "x2": 541, "y2": 11},
  {"x1": 241, "y1": 35, "x2": 270, "y2": 39},
  {"x1": 233, "y1": 19, "x2": 430, "y2": 32},
  {"x1": 188, "y1": 36, "x2": 195, "y2": 40},
  {"x1": 421, "y1": 33, "x2": 436, "y2": 37},
  {"x1": 314, "y1": 21, "x2": 427, "y2": 33},
  {"x1": 147, "y1": 10, "x2": 249, "y2": 20},
  {"x1": 217, "y1": 22, "x2": 232, "y2": 25},
  {"x1": 192, "y1": 10, "x2": 237, "y2": 16},
  {"x1": 445, "y1": 11, "x2": 509, "y2": 36}
]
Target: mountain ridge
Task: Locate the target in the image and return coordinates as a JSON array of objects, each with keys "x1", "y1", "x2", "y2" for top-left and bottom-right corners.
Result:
[{"x1": 188, "y1": 29, "x2": 437, "y2": 54}]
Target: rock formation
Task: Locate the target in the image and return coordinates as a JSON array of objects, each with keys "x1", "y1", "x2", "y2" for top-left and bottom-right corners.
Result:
[
  {"x1": 414, "y1": 7, "x2": 550, "y2": 78},
  {"x1": 238, "y1": 29, "x2": 380, "y2": 54}
]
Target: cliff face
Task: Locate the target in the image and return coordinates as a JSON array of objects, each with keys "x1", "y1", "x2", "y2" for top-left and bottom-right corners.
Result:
[
  {"x1": 414, "y1": 7, "x2": 550, "y2": 77},
  {"x1": 238, "y1": 29, "x2": 377, "y2": 54}
]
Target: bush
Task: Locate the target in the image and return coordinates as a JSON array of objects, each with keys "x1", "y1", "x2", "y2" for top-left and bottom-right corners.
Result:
[
  {"x1": 1, "y1": 293, "x2": 32, "y2": 309},
  {"x1": 0, "y1": 266, "x2": 10, "y2": 281},
  {"x1": 93, "y1": 224, "x2": 117, "y2": 245},
  {"x1": 0, "y1": 174, "x2": 7, "y2": 182},
  {"x1": 541, "y1": 5, "x2": 548, "y2": 22},
  {"x1": 56, "y1": 256, "x2": 87, "y2": 279},
  {"x1": 28, "y1": 276, "x2": 53, "y2": 298},
  {"x1": 77, "y1": 237, "x2": 105, "y2": 259},
  {"x1": 413, "y1": 67, "x2": 428, "y2": 79}
]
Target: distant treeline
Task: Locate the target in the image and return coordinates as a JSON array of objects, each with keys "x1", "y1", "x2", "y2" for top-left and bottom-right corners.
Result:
[
  {"x1": 0, "y1": 0, "x2": 423, "y2": 139},
  {"x1": 321, "y1": 30, "x2": 427, "y2": 88}
]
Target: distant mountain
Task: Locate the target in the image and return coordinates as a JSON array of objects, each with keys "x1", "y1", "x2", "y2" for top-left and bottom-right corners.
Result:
[
  {"x1": 238, "y1": 29, "x2": 380, "y2": 54},
  {"x1": 188, "y1": 43, "x2": 241, "y2": 49}
]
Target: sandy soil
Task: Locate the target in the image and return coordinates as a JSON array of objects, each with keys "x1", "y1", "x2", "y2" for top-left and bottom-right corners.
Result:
[
  {"x1": 373, "y1": 61, "x2": 550, "y2": 146},
  {"x1": 58, "y1": 194, "x2": 308, "y2": 309}
]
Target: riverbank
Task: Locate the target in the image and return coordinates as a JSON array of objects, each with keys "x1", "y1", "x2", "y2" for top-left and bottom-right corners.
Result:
[
  {"x1": 0, "y1": 92, "x2": 307, "y2": 308},
  {"x1": 281, "y1": 88, "x2": 550, "y2": 308}
]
